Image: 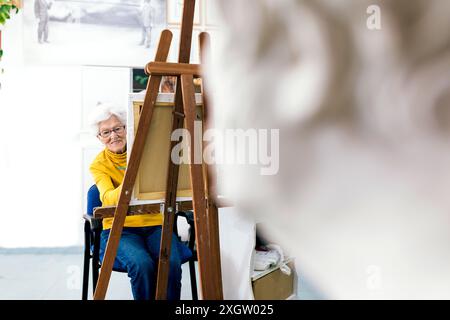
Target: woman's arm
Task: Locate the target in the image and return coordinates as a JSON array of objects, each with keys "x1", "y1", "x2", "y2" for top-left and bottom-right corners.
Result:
[{"x1": 90, "y1": 167, "x2": 122, "y2": 206}]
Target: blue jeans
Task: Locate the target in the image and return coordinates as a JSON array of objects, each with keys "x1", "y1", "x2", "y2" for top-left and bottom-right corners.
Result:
[{"x1": 100, "y1": 225, "x2": 191, "y2": 300}]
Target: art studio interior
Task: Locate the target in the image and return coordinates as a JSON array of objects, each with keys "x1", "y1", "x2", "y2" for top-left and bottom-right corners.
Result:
[{"x1": 1, "y1": 0, "x2": 450, "y2": 301}]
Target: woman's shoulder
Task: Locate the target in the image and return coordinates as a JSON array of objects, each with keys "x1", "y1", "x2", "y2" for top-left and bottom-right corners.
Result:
[{"x1": 89, "y1": 149, "x2": 108, "y2": 170}]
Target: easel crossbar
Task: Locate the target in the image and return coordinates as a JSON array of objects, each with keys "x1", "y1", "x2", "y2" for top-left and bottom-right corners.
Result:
[
  {"x1": 93, "y1": 201, "x2": 194, "y2": 219},
  {"x1": 145, "y1": 61, "x2": 202, "y2": 76}
]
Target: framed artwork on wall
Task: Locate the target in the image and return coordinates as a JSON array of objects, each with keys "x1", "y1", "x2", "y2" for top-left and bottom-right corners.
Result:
[
  {"x1": 132, "y1": 68, "x2": 177, "y2": 93},
  {"x1": 22, "y1": 0, "x2": 167, "y2": 67},
  {"x1": 205, "y1": 0, "x2": 220, "y2": 27},
  {"x1": 132, "y1": 68, "x2": 148, "y2": 92},
  {"x1": 167, "y1": 0, "x2": 200, "y2": 25}
]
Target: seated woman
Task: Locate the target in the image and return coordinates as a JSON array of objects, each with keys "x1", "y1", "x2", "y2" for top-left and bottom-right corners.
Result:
[{"x1": 88, "y1": 102, "x2": 192, "y2": 300}]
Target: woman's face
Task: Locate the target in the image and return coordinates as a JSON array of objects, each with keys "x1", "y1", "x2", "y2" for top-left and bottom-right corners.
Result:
[{"x1": 97, "y1": 115, "x2": 127, "y2": 154}]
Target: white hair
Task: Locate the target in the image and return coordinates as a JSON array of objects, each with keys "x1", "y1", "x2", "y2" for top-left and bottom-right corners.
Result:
[{"x1": 87, "y1": 102, "x2": 127, "y2": 136}]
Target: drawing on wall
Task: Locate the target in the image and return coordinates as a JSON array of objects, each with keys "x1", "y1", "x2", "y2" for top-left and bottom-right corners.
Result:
[
  {"x1": 205, "y1": 0, "x2": 220, "y2": 26},
  {"x1": 22, "y1": 0, "x2": 167, "y2": 66},
  {"x1": 132, "y1": 68, "x2": 177, "y2": 93},
  {"x1": 166, "y1": 0, "x2": 200, "y2": 25}
]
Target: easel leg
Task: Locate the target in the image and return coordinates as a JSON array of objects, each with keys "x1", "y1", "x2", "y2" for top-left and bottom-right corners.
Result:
[
  {"x1": 155, "y1": 0, "x2": 197, "y2": 300},
  {"x1": 181, "y1": 74, "x2": 222, "y2": 299},
  {"x1": 93, "y1": 30, "x2": 173, "y2": 300},
  {"x1": 155, "y1": 91, "x2": 185, "y2": 300}
]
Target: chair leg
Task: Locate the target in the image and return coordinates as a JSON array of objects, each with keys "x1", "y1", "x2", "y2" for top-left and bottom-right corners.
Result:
[
  {"x1": 173, "y1": 213, "x2": 179, "y2": 240},
  {"x1": 82, "y1": 221, "x2": 91, "y2": 300},
  {"x1": 188, "y1": 223, "x2": 198, "y2": 300},
  {"x1": 92, "y1": 228, "x2": 101, "y2": 295},
  {"x1": 189, "y1": 258, "x2": 198, "y2": 300}
]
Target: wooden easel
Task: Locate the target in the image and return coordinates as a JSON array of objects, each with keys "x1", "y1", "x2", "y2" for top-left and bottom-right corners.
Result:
[{"x1": 92, "y1": 0, "x2": 223, "y2": 300}]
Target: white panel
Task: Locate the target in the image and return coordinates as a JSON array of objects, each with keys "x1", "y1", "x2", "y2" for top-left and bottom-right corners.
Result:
[
  {"x1": 219, "y1": 207, "x2": 255, "y2": 300},
  {"x1": 0, "y1": 64, "x2": 83, "y2": 247},
  {"x1": 80, "y1": 66, "x2": 131, "y2": 136},
  {"x1": 79, "y1": 66, "x2": 131, "y2": 219}
]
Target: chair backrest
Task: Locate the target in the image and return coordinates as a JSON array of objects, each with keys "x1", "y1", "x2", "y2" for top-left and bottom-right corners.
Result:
[{"x1": 87, "y1": 184, "x2": 102, "y2": 216}]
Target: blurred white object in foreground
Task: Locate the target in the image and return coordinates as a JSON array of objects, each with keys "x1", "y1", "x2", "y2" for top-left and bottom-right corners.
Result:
[{"x1": 207, "y1": 0, "x2": 450, "y2": 299}]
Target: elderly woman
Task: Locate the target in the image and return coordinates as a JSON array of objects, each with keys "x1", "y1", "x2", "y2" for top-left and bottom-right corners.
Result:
[{"x1": 88, "y1": 103, "x2": 191, "y2": 300}]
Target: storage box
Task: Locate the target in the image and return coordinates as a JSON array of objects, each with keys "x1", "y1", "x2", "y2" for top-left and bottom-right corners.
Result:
[{"x1": 252, "y1": 260, "x2": 296, "y2": 300}]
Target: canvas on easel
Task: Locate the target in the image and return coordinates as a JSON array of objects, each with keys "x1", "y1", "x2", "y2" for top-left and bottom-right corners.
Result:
[{"x1": 126, "y1": 92, "x2": 207, "y2": 203}]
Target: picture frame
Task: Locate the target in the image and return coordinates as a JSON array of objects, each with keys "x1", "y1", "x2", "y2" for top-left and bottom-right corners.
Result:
[
  {"x1": 205, "y1": 0, "x2": 220, "y2": 27},
  {"x1": 167, "y1": 0, "x2": 200, "y2": 25},
  {"x1": 22, "y1": 0, "x2": 167, "y2": 67}
]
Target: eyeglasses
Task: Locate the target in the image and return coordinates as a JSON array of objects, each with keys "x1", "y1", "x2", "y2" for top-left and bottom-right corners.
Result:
[{"x1": 98, "y1": 125, "x2": 126, "y2": 138}]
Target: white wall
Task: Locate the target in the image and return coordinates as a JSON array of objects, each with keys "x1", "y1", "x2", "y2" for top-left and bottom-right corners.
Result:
[
  {"x1": 0, "y1": 3, "x2": 220, "y2": 248},
  {"x1": 0, "y1": 12, "x2": 130, "y2": 248}
]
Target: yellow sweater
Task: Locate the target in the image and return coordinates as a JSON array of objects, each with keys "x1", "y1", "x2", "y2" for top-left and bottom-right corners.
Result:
[{"x1": 89, "y1": 148, "x2": 163, "y2": 230}]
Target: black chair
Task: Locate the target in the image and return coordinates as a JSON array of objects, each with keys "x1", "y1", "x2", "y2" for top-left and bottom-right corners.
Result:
[{"x1": 82, "y1": 184, "x2": 198, "y2": 300}]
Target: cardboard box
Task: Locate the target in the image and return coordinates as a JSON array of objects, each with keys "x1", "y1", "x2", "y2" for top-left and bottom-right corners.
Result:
[{"x1": 252, "y1": 261, "x2": 296, "y2": 300}]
